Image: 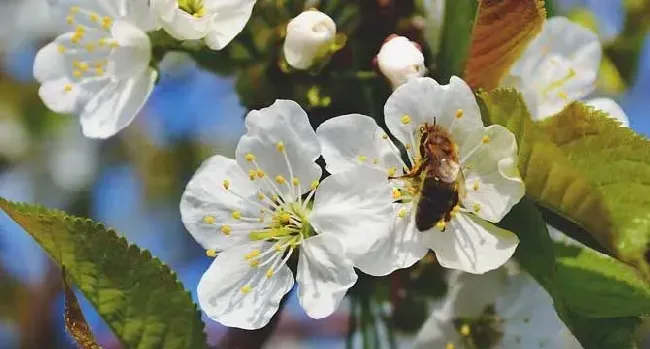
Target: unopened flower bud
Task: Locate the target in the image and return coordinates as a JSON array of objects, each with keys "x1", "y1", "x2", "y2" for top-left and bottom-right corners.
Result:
[
  {"x1": 283, "y1": 10, "x2": 337, "y2": 70},
  {"x1": 377, "y1": 35, "x2": 426, "y2": 89}
]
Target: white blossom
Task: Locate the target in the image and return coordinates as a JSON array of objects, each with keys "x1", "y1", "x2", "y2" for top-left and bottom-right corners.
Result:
[
  {"x1": 504, "y1": 16, "x2": 628, "y2": 126},
  {"x1": 151, "y1": 0, "x2": 256, "y2": 50},
  {"x1": 317, "y1": 77, "x2": 524, "y2": 276},
  {"x1": 33, "y1": 0, "x2": 159, "y2": 139},
  {"x1": 414, "y1": 270, "x2": 583, "y2": 349},
  {"x1": 181, "y1": 100, "x2": 392, "y2": 329},
  {"x1": 377, "y1": 35, "x2": 426, "y2": 89},
  {"x1": 283, "y1": 10, "x2": 337, "y2": 70}
]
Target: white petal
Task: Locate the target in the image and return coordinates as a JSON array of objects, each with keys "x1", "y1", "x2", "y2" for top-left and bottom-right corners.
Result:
[
  {"x1": 297, "y1": 234, "x2": 357, "y2": 318},
  {"x1": 413, "y1": 301, "x2": 459, "y2": 349},
  {"x1": 152, "y1": 0, "x2": 211, "y2": 41},
  {"x1": 309, "y1": 166, "x2": 393, "y2": 266},
  {"x1": 203, "y1": 0, "x2": 256, "y2": 50},
  {"x1": 508, "y1": 16, "x2": 601, "y2": 119},
  {"x1": 33, "y1": 40, "x2": 67, "y2": 83},
  {"x1": 422, "y1": 213, "x2": 519, "y2": 274},
  {"x1": 384, "y1": 77, "x2": 483, "y2": 150},
  {"x1": 198, "y1": 241, "x2": 294, "y2": 330},
  {"x1": 180, "y1": 155, "x2": 260, "y2": 251},
  {"x1": 39, "y1": 77, "x2": 106, "y2": 115},
  {"x1": 283, "y1": 10, "x2": 337, "y2": 70},
  {"x1": 353, "y1": 204, "x2": 428, "y2": 276},
  {"x1": 124, "y1": 0, "x2": 161, "y2": 32},
  {"x1": 316, "y1": 113, "x2": 402, "y2": 175},
  {"x1": 585, "y1": 97, "x2": 629, "y2": 127},
  {"x1": 459, "y1": 125, "x2": 524, "y2": 223},
  {"x1": 150, "y1": 0, "x2": 177, "y2": 22},
  {"x1": 449, "y1": 269, "x2": 507, "y2": 318},
  {"x1": 47, "y1": 0, "x2": 119, "y2": 19},
  {"x1": 80, "y1": 68, "x2": 156, "y2": 138},
  {"x1": 235, "y1": 100, "x2": 322, "y2": 200},
  {"x1": 108, "y1": 20, "x2": 152, "y2": 79}
]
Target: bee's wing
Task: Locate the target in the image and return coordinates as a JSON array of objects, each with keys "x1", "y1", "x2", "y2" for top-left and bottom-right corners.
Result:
[{"x1": 457, "y1": 168, "x2": 467, "y2": 200}]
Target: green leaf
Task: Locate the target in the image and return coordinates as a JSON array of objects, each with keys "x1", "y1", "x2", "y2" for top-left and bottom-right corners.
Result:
[
  {"x1": 478, "y1": 89, "x2": 613, "y2": 250},
  {"x1": 0, "y1": 198, "x2": 208, "y2": 349},
  {"x1": 555, "y1": 243, "x2": 650, "y2": 318},
  {"x1": 539, "y1": 102, "x2": 650, "y2": 278},
  {"x1": 564, "y1": 312, "x2": 641, "y2": 349},
  {"x1": 463, "y1": 0, "x2": 546, "y2": 89},
  {"x1": 435, "y1": 0, "x2": 478, "y2": 82}
]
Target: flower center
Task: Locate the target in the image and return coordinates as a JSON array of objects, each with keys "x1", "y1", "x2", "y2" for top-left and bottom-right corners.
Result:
[
  {"x1": 57, "y1": 6, "x2": 120, "y2": 94},
  {"x1": 451, "y1": 306, "x2": 504, "y2": 349},
  {"x1": 178, "y1": 0, "x2": 206, "y2": 18},
  {"x1": 248, "y1": 202, "x2": 314, "y2": 244},
  {"x1": 536, "y1": 56, "x2": 578, "y2": 101}
]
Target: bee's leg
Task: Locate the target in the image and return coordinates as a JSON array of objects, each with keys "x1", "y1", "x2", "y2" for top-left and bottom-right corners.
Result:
[{"x1": 396, "y1": 158, "x2": 426, "y2": 179}]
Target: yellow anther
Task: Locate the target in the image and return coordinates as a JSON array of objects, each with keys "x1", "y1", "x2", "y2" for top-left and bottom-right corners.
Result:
[
  {"x1": 401, "y1": 114, "x2": 412, "y2": 125},
  {"x1": 240, "y1": 285, "x2": 252, "y2": 294},
  {"x1": 271, "y1": 194, "x2": 279, "y2": 202},
  {"x1": 276, "y1": 141, "x2": 285, "y2": 152},
  {"x1": 71, "y1": 33, "x2": 83, "y2": 44},
  {"x1": 89, "y1": 12, "x2": 99, "y2": 22},
  {"x1": 292, "y1": 177, "x2": 300, "y2": 186},
  {"x1": 460, "y1": 324, "x2": 471, "y2": 337},
  {"x1": 256, "y1": 169, "x2": 265, "y2": 178},
  {"x1": 85, "y1": 43, "x2": 96, "y2": 52},
  {"x1": 63, "y1": 84, "x2": 73, "y2": 93},
  {"x1": 232, "y1": 211, "x2": 242, "y2": 220},
  {"x1": 75, "y1": 25, "x2": 85, "y2": 34},
  {"x1": 455, "y1": 109, "x2": 464, "y2": 119},
  {"x1": 392, "y1": 188, "x2": 402, "y2": 200},
  {"x1": 275, "y1": 175, "x2": 286, "y2": 185},
  {"x1": 473, "y1": 203, "x2": 481, "y2": 213},
  {"x1": 110, "y1": 41, "x2": 120, "y2": 48},
  {"x1": 265, "y1": 268, "x2": 274, "y2": 278},
  {"x1": 473, "y1": 181, "x2": 480, "y2": 191},
  {"x1": 398, "y1": 208, "x2": 408, "y2": 219},
  {"x1": 278, "y1": 212, "x2": 291, "y2": 224},
  {"x1": 95, "y1": 66, "x2": 104, "y2": 76},
  {"x1": 57, "y1": 45, "x2": 66, "y2": 53},
  {"x1": 221, "y1": 225, "x2": 232, "y2": 235},
  {"x1": 257, "y1": 192, "x2": 265, "y2": 201},
  {"x1": 66, "y1": 16, "x2": 74, "y2": 24},
  {"x1": 245, "y1": 153, "x2": 255, "y2": 162},
  {"x1": 98, "y1": 38, "x2": 107, "y2": 47},
  {"x1": 193, "y1": 7, "x2": 206, "y2": 18},
  {"x1": 446, "y1": 343, "x2": 456, "y2": 349},
  {"x1": 101, "y1": 16, "x2": 112, "y2": 30},
  {"x1": 223, "y1": 179, "x2": 230, "y2": 190},
  {"x1": 70, "y1": 6, "x2": 80, "y2": 14},
  {"x1": 482, "y1": 135, "x2": 490, "y2": 144},
  {"x1": 203, "y1": 215, "x2": 216, "y2": 224},
  {"x1": 436, "y1": 221, "x2": 446, "y2": 230},
  {"x1": 310, "y1": 180, "x2": 319, "y2": 190},
  {"x1": 558, "y1": 91, "x2": 568, "y2": 100},
  {"x1": 274, "y1": 243, "x2": 283, "y2": 252},
  {"x1": 405, "y1": 143, "x2": 412, "y2": 150},
  {"x1": 357, "y1": 155, "x2": 367, "y2": 163},
  {"x1": 245, "y1": 249, "x2": 261, "y2": 260},
  {"x1": 387, "y1": 167, "x2": 397, "y2": 177},
  {"x1": 73, "y1": 70, "x2": 83, "y2": 78},
  {"x1": 79, "y1": 62, "x2": 89, "y2": 72},
  {"x1": 249, "y1": 170, "x2": 257, "y2": 181},
  {"x1": 249, "y1": 259, "x2": 260, "y2": 268},
  {"x1": 382, "y1": 133, "x2": 389, "y2": 140},
  {"x1": 453, "y1": 205, "x2": 461, "y2": 213},
  {"x1": 206, "y1": 249, "x2": 217, "y2": 257}
]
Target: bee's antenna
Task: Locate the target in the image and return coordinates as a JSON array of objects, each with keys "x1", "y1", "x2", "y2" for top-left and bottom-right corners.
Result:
[{"x1": 433, "y1": 117, "x2": 437, "y2": 126}]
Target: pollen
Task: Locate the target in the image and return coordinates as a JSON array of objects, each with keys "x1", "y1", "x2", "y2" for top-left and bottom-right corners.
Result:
[
  {"x1": 223, "y1": 179, "x2": 230, "y2": 190},
  {"x1": 63, "y1": 84, "x2": 73, "y2": 93},
  {"x1": 72, "y1": 70, "x2": 83, "y2": 78},
  {"x1": 206, "y1": 249, "x2": 217, "y2": 257},
  {"x1": 310, "y1": 180, "x2": 319, "y2": 190},
  {"x1": 245, "y1": 153, "x2": 255, "y2": 162},
  {"x1": 392, "y1": 188, "x2": 402, "y2": 200},
  {"x1": 271, "y1": 194, "x2": 280, "y2": 202},
  {"x1": 473, "y1": 203, "x2": 481, "y2": 213},
  {"x1": 245, "y1": 249, "x2": 261, "y2": 260},
  {"x1": 203, "y1": 215, "x2": 216, "y2": 224},
  {"x1": 460, "y1": 324, "x2": 471, "y2": 337},
  {"x1": 78, "y1": 62, "x2": 89, "y2": 72},
  {"x1": 398, "y1": 208, "x2": 408, "y2": 219},
  {"x1": 276, "y1": 141, "x2": 285, "y2": 152},
  {"x1": 256, "y1": 169, "x2": 265, "y2": 178},
  {"x1": 101, "y1": 16, "x2": 112, "y2": 30},
  {"x1": 232, "y1": 211, "x2": 242, "y2": 220},
  {"x1": 405, "y1": 143, "x2": 412, "y2": 150},
  {"x1": 95, "y1": 66, "x2": 104, "y2": 76},
  {"x1": 265, "y1": 268, "x2": 274, "y2": 278},
  {"x1": 257, "y1": 192, "x2": 265, "y2": 201},
  {"x1": 473, "y1": 181, "x2": 480, "y2": 191},
  {"x1": 382, "y1": 133, "x2": 389, "y2": 140},
  {"x1": 85, "y1": 43, "x2": 96, "y2": 52},
  {"x1": 70, "y1": 6, "x2": 80, "y2": 14},
  {"x1": 455, "y1": 109, "x2": 464, "y2": 119},
  {"x1": 401, "y1": 114, "x2": 412, "y2": 125},
  {"x1": 249, "y1": 259, "x2": 260, "y2": 268},
  {"x1": 292, "y1": 177, "x2": 300, "y2": 185},
  {"x1": 558, "y1": 91, "x2": 568, "y2": 100},
  {"x1": 435, "y1": 221, "x2": 446, "y2": 230},
  {"x1": 240, "y1": 285, "x2": 252, "y2": 294},
  {"x1": 275, "y1": 175, "x2": 286, "y2": 184},
  {"x1": 66, "y1": 16, "x2": 74, "y2": 24},
  {"x1": 278, "y1": 212, "x2": 291, "y2": 224},
  {"x1": 57, "y1": 45, "x2": 66, "y2": 53},
  {"x1": 89, "y1": 12, "x2": 99, "y2": 22},
  {"x1": 274, "y1": 243, "x2": 283, "y2": 252},
  {"x1": 71, "y1": 33, "x2": 83, "y2": 44},
  {"x1": 446, "y1": 343, "x2": 456, "y2": 349},
  {"x1": 220, "y1": 225, "x2": 232, "y2": 235},
  {"x1": 387, "y1": 167, "x2": 397, "y2": 177},
  {"x1": 482, "y1": 135, "x2": 490, "y2": 144},
  {"x1": 249, "y1": 170, "x2": 256, "y2": 180},
  {"x1": 357, "y1": 155, "x2": 367, "y2": 163}
]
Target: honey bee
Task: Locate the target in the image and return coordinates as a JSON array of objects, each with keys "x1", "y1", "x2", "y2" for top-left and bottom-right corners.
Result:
[{"x1": 402, "y1": 122, "x2": 464, "y2": 231}]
